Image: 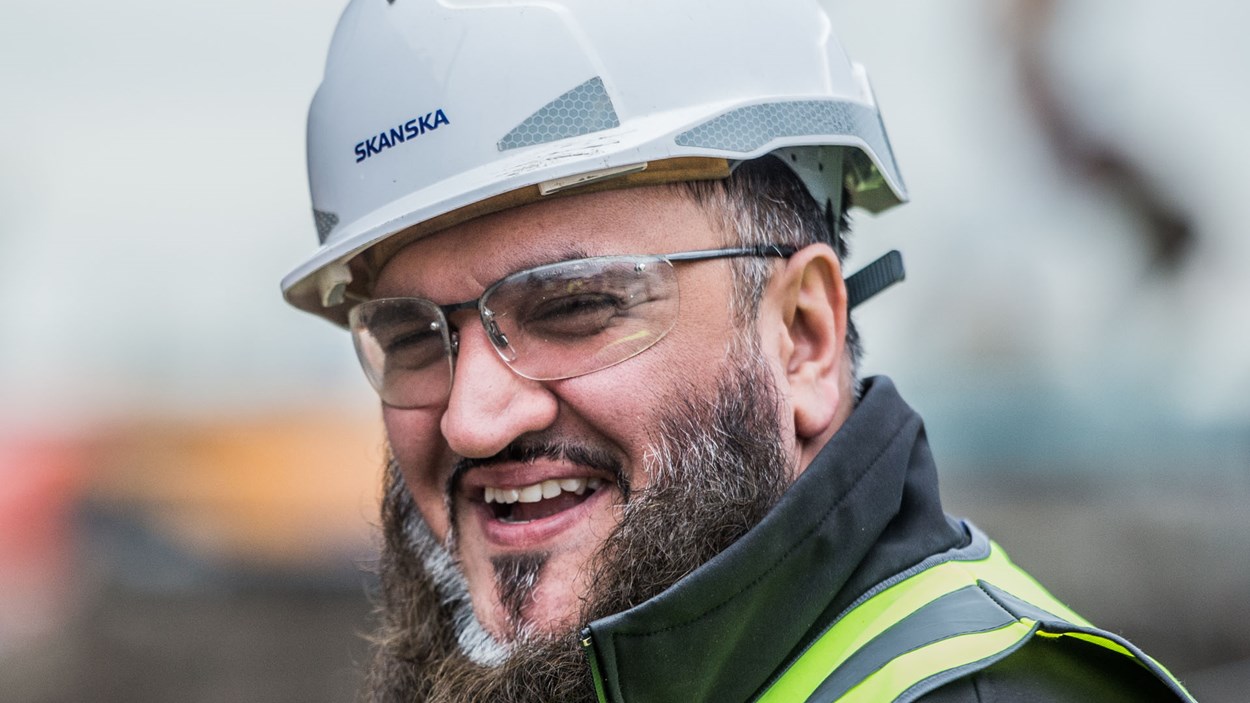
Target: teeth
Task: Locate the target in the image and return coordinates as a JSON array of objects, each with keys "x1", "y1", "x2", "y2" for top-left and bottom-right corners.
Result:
[
  {"x1": 518, "y1": 484, "x2": 543, "y2": 503},
  {"x1": 541, "y1": 480, "x2": 561, "y2": 499},
  {"x1": 484, "y1": 477, "x2": 599, "y2": 504}
]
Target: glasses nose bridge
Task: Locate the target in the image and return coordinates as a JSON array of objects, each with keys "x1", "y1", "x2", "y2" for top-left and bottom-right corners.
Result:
[{"x1": 439, "y1": 296, "x2": 517, "y2": 367}]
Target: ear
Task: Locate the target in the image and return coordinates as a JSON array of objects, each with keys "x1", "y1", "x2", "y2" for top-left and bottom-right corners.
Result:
[{"x1": 765, "y1": 243, "x2": 850, "y2": 441}]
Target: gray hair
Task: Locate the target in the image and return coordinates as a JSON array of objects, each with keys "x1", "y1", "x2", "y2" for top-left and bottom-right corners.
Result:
[{"x1": 676, "y1": 156, "x2": 863, "y2": 387}]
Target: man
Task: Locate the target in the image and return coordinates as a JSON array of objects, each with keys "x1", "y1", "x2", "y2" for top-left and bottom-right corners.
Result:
[{"x1": 282, "y1": 1, "x2": 1196, "y2": 700}]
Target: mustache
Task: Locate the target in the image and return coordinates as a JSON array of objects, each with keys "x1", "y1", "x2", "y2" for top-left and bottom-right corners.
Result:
[{"x1": 447, "y1": 438, "x2": 631, "y2": 503}]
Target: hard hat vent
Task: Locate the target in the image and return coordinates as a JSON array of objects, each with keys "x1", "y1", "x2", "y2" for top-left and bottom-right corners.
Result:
[
  {"x1": 313, "y1": 209, "x2": 340, "y2": 244},
  {"x1": 498, "y1": 77, "x2": 621, "y2": 152},
  {"x1": 676, "y1": 100, "x2": 901, "y2": 188}
]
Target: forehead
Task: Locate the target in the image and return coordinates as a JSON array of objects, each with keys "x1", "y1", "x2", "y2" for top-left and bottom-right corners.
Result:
[{"x1": 372, "y1": 186, "x2": 723, "y2": 299}]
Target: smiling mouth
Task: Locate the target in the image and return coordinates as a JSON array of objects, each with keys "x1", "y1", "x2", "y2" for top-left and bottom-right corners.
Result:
[{"x1": 483, "y1": 477, "x2": 606, "y2": 523}]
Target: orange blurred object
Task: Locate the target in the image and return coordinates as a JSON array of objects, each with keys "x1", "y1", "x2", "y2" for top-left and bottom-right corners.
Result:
[{"x1": 85, "y1": 412, "x2": 385, "y2": 570}]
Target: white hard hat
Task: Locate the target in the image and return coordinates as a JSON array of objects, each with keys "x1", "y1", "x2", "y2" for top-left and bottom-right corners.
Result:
[{"x1": 282, "y1": 0, "x2": 909, "y2": 325}]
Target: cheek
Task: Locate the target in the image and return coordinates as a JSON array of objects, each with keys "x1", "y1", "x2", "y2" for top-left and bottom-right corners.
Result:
[
  {"x1": 383, "y1": 405, "x2": 453, "y2": 540},
  {"x1": 550, "y1": 329, "x2": 728, "y2": 462}
]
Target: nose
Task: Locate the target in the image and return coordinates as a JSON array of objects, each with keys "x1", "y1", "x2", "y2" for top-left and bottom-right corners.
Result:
[{"x1": 439, "y1": 317, "x2": 559, "y2": 458}]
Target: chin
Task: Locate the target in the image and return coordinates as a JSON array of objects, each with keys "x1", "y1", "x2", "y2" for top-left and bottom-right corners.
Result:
[{"x1": 473, "y1": 541, "x2": 603, "y2": 643}]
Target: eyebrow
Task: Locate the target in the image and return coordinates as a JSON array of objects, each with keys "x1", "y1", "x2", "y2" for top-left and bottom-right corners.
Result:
[
  {"x1": 502, "y1": 245, "x2": 596, "y2": 273},
  {"x1": 376, "y1": 244, "x2": 598, "y2": 300}
]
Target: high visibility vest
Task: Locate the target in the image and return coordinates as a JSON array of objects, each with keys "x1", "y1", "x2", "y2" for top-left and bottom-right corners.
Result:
[{"x1": 755, "y1": 534, "x2": 1196, "y2": 703}]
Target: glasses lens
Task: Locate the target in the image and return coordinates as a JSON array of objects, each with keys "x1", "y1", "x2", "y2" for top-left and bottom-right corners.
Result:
[
  {"x1": 483, "y1": 256, "x2": 680, "y2": 381},
  {"x1": 349, "y1": 298, "x2": 452, "y2": 408}
]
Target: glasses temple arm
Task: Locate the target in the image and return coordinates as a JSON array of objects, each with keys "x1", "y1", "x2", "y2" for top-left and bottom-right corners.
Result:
[{"x1": 662, "y1": 244, "x2": 798, "y2": 262}]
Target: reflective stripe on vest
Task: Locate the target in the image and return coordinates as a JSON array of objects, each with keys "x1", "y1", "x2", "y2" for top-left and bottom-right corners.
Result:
[{"x1": 756, "y1": 535, "x2": 1196, "y2": 703}]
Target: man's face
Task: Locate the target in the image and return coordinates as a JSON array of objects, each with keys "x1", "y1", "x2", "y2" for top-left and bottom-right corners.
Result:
[{"x1": 372, "y1": 186, "x2": 800, "y2": 640}]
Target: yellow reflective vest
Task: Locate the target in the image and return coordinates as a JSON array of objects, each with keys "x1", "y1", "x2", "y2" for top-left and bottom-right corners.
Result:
[{"x1": 753, "y1": 530, "x2": 1196, "y2": 703}]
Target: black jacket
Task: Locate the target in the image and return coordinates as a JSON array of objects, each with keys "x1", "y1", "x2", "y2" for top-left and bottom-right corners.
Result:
[{"x1": 582, "y1": 377, "x2": 1180, "y2": 702}]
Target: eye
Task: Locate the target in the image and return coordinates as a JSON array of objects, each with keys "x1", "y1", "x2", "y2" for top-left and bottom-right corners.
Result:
[
  {"x1": 521, "y1": 292, "x2": 632, "y2": 339},
  {"x1": 379, "y1": 322, "x2": 446, "y2": 370}
]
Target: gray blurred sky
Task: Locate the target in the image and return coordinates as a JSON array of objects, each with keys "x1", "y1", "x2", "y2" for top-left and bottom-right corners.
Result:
[
  {"x1": 2, "y1": 1, "x2": 1248, "y2": 460},
  {"x1": 1, "y1": 0, "x2": 362, "y2": 429}
]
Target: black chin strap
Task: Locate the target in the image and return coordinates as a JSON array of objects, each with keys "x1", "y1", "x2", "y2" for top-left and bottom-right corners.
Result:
[{"x1": 845, "y1": 250, "x2": 905, "y2": 310}]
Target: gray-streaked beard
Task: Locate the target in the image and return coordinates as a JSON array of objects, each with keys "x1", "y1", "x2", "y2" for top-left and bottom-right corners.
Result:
[
  {"x1": 491, "y1": 552, "x2": 548, "y2": 633},
  {"x1": 361, "y1": 349, "x2": 792, "y2": 702}
]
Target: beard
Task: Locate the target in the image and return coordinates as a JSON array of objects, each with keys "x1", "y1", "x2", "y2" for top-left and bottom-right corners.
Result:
[{"x1": 361, "y1": 348, "x2": 793, "y2": 702}]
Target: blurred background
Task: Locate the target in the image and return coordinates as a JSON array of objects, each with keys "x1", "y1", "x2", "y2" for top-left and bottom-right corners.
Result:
[{"x1": 1, "y1": 0, "x2": 1246, "y2": 700}]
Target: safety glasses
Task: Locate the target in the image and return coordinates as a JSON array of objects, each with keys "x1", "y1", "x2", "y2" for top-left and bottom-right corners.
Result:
[{"x1": 348, "y1": 245, "x2": 796, "y2": 408}]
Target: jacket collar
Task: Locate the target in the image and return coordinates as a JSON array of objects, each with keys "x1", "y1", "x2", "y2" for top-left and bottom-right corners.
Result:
[{"x1": 583, "y1": 376, "x2": 965, "y2": 702}]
